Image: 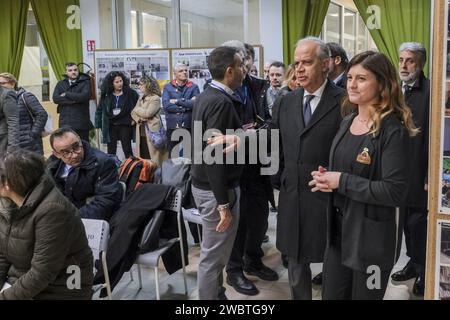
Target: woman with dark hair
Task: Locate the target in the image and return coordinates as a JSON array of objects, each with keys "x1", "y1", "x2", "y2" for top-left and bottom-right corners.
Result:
[
  {"x1": 95, "y1": 71, "x2": 139, "y2": 158},
  {"x1": 131, "y1": 76, "x2": 168, "y2": 165},
  {"x1": 309, "y1": 51, "x2": 418, "y2": 299},
  {"x1": 0, "y1": 150, "x2": 93, "y2": 300},
  {"x1": 0, "y1": 73, "x2": 47, "y2": 155}
]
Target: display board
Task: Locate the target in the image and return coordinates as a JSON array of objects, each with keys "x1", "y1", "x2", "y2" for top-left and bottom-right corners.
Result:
[
  {"x1": 171, "y1": 48, "x2": 214, "y2": 92},
  {"x1": 171, "y1": 45, "x2": 264, "y2": 92},
  {"x1": 426, "y1": 0, "x2": 450, "y2": 299},
  {"x1": 94, "y1": 45, "x2": 265, "y2": 97},
  {"x1": 94, "y1": 49, "x2": 171, "y2": 96}
]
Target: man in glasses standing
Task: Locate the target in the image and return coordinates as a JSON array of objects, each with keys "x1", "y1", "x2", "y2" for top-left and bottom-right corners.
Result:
[
  {"x1": 47, "y1": 127, "x2": 123, "y2": 221},
  {"x1": 53, "y1": 62, "x2": 93, "y2": 142}
]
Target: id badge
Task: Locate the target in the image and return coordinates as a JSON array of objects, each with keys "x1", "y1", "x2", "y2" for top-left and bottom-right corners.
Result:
[{"x1": 113, "y1": 108, "x2": 120, "y2": 116}]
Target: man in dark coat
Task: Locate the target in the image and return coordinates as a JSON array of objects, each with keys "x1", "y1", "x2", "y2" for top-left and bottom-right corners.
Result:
[
  {"x1": 390, "y1": 42, "x2": 430, "y2": 296},
  {"x1": 47, "y1": 127, "x2": 123, "y2": 221},
  {"x1": 326, "y1": 42, "x2": 348, "y2": 89},
  {"x1": 0, "y1": 86, "x2": 19, "y2": 156},
  {"x1": 220, "y1": 41, "x2": 278, "y2": 297},
  {"x1": 53, "y1": 62, "x2": 93, "y2": 141},
  {"x1": 270, "y1": 37, "x2": 344, "y2": 300}
]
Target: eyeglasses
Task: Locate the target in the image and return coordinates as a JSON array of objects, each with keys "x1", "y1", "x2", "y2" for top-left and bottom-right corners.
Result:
[
  {"x1": 67, "y1": 69, "x2": 78, "y2": 72},
  {"x1": 56, "y1": 142, "x2": 83, "y2": 158}
]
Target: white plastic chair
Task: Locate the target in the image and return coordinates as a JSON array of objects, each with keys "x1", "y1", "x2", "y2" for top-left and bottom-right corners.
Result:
[
  {"x1": 133, "y1": 189, "x2": 187, "y2": 300},
  {"x1": 182, "y1": 207, "x2": 202, "y2": 242},
  {"x1": 81, "y1": 219, "x2": 112, "y2": 300}
]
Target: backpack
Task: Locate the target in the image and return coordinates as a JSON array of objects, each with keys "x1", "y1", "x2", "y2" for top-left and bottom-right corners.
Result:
[{"x1": 119, "y1": 156, "x2": 157, "y2": 197}]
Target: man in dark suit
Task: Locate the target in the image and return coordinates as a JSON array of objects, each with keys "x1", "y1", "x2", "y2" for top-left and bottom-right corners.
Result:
[
  {"x1": 270, "y1": 37, "x2": 344, "y2": 300},
  {"x1": 326, "y1": 42, "x2": 348, "y2": 89},
  {"x1": 222, "y1": 41, "x2": 277, "y2": 296},
  {"x1": 390, "y1": 42, "x2": 430, "y2": 296}
]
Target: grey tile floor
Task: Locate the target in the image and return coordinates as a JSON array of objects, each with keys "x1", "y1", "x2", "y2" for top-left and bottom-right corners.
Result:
[{"x1": 96, "y1": 191, "x2": 423, "y2": 300}]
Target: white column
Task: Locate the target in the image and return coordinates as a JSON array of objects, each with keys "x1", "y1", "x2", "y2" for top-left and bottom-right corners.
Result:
[
  {"x1": 243, "y1": 0, "x2": 249, "y2": 42},
  {"x1": 259, "y1": 0, "x2": 283, "y2": 63},
  {"x1": 116, "y1": 0, "x2": 132, "y2": 49},
  {"x1": 169, "y1": 0, "x2": 181, "y2": 48}
]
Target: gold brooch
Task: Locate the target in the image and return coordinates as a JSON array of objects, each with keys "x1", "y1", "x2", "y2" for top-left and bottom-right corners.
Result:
[{"x1": 356, "y1": 147, "x2": 371, "y2": 165}]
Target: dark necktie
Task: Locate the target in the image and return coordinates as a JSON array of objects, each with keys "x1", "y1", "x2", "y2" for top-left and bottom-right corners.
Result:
[
  {"x1": 403, "y1": 84, "x2": 412, "y2": 99},
  {"x1": 303, "y1": 94, "x2": 314, "y2": 126}
]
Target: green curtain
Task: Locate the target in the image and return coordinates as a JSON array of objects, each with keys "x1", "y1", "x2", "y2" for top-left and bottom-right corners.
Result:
[
  {"x1": 282, "y1": 0, "x2": 330, "y2": 64},
  {"x1": 0, "y1": 0, "x2": 29, "y2": 77},
  {"x1": 31, "y1": 0, "x2": 83, "y2": 80},
  {"x1": 354, "y1": 0, "x2": 431, "y2": 75}
]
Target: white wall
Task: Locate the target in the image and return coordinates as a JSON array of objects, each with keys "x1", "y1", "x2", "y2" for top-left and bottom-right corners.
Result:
[
  {"x1": 80, "y1": 0, "x2": 101, "y2": 68},
  {"x1": 259, "y1": 0, "x2": 283, "y2": 63}
]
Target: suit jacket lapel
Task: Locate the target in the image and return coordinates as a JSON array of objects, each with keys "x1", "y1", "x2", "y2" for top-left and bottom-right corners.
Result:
[
  {"x1": 300, "y1": 81, "x2": 340, "y2": 136},
  {"x1": 295, "y1": 89, "x2": 306, "y2": 134}
]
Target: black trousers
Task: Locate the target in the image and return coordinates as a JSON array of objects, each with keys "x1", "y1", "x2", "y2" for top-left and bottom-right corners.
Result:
[
  {"x1": 75, "y1": 129, "x2": 90, "y2": 142},
  {"x1": 226, "y1": 179, "x2": 269, "y2": 273},
  {"x1": 287, "y1": 258, "x2": 312, "y2": 300},
  {"x1": 139, "y1": 136, "x2": 150, "y2": 159},
  {"x1": 402, "y1": 206, "x2": 428, "y2": 273},
  {"x1": 108, "y1": 124, "x2": 133, "y2": 158},
  {"x1": 322, "y1": 243, "x2": 391, "y2": 300}
]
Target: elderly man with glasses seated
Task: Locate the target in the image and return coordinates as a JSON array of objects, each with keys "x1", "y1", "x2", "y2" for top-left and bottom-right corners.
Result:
[{"x1": 47, "y1": 127, "x2": 123, "y2": 221}]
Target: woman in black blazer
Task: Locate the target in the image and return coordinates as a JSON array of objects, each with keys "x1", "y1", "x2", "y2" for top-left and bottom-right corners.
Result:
[{"x1": 309, "y1": 51, "x2": 418, "y2": 300}]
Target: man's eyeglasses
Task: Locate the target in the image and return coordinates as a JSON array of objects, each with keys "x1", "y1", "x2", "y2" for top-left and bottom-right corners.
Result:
[{"x1": 56, "y1": 142, "x2": 83, "y2": 158}]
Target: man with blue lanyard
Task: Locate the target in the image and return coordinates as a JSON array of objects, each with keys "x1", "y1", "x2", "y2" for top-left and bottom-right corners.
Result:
[{"x1": 222, "y1": 41, "x2": 278, "y2": 297}]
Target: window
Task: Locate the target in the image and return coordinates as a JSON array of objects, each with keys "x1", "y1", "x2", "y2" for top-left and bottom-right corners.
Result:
[
  {"x1": 142, "y1": 13, "x2": 167, "y2": 48},
  {"x1": 180, "y1": 0, "x2": 244, "y2": 47},
  {"x1": 181, "y1": 22, "x2": 192, "y2": 48},
  {"x1": 20, "y1": 9, "x2": 48, "y2": 101},
  {"x1": 343, "y1": 9, "x2": 356, "y2": 58},
  {"x1": 357, "y1": 14, "x2": 367, "y2": 52},
  {"x1": 322, "y1": 1, "x2": 377, "y2": 56},
  {"x1": 325, "y1": 3, "x2": 341, "y2": 44}
]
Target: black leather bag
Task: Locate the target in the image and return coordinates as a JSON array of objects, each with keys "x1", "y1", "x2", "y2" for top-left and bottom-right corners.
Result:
[{"x1": 139, "y1": 210, "x2": 165, "y2": 253}]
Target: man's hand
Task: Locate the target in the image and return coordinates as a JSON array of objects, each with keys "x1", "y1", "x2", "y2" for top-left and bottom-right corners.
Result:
[
  {"x1": 216, "y1": 207, "x2": 232, "y2": 233},
  {"x1": 170, "y1": 99, "x2": 177, "y2": 104}
]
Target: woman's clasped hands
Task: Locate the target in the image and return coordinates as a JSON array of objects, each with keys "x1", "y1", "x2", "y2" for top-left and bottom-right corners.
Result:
[{"x1": 309, "y1": 166, "x2": 341, "y2": 193}]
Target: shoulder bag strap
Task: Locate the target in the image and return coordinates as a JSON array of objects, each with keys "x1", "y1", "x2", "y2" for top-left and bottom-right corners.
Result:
[{"x1": 21, "y1": 93, "x2": 35, "y2": 122}]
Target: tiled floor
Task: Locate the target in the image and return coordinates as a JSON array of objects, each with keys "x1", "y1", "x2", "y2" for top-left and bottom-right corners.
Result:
[{"x1": 97, "y1": 191, "x2": 424, "y2": 300}]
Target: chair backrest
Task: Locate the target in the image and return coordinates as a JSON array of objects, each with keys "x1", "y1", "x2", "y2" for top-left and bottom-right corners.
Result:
[
  {"x1": 81, "y1": 219, "x2": 110, "y2": 260},
  {"x1": 162, "y1": 189, "x2": 182, "y2": 213}
]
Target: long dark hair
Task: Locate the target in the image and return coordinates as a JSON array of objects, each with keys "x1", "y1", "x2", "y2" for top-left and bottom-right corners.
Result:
[
  {"x1": 100, "y1": 71, "x2": 130, "y2": 97},
  {"x1": 342, "y1": 51, "x2": 418, "y2": 137}
]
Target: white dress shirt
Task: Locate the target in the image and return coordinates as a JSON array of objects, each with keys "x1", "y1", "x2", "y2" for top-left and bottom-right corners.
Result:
[{"x1": 303, "y1": 80, "x2": 328, "y2": 114}]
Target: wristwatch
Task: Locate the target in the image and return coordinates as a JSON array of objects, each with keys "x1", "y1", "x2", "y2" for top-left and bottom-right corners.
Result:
[{"x1": 217, "y1": 203, "x2": 230, "y2": 211}]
